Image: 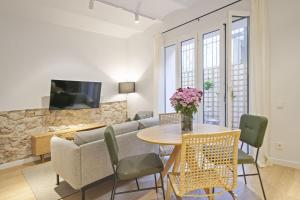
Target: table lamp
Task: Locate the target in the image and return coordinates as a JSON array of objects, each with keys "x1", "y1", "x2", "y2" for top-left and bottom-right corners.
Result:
[{"x1": 118, "y1": 82, "x2": 135, "y2": 121}]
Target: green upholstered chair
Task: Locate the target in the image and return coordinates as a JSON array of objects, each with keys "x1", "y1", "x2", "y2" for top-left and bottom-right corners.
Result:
[
  {"x1": 104, "y1": 126, "x2": 165, "y2": 200},
  {"x1": 238, "y1": 114, "x2": 268, "y2": 200}
]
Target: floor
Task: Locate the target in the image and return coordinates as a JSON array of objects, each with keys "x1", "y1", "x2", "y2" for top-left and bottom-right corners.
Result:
[{"x1": 0, "y1": 158, "x2": 300, "y2": 200}]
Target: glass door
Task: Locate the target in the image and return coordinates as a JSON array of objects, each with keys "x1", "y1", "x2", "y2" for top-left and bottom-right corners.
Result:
[
  {"x1": 227, "y1": 12, "x2": 250, "y2": 128},
  {"x1": 200, "y1": 28, "x2": 226, "y2": 126}
]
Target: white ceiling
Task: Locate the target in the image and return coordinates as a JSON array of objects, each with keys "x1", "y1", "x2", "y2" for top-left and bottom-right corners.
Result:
[{"x1": 0, "y1": 0, "x2": 240, "y2": 38}]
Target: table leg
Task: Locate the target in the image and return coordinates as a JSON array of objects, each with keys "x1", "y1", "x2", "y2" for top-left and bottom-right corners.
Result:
[
  {"x1": 172, "y1": 146, "x2": 181, "y2": 172},
  {"x1": 166, "y1": 177, "x2": 172, "y2": 200},
  {"x1": 160, "y1": 145, "x2": 181, "y2": 178},
  {"x1": 161, "y1": 145, "x2": 181, "y2": 199}
]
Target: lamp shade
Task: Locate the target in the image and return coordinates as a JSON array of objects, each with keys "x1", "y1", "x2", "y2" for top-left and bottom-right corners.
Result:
[{"x1": 119, "y1": 82, "x2": 135, "y2": 94}]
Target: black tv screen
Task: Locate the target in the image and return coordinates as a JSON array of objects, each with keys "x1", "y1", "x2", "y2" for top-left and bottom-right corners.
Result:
[{"x1": 49, "y1": 80, "x2": 101, "y2": 110}]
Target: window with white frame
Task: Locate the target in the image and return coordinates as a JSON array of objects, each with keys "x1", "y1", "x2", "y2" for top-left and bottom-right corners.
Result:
[
  {"x1": 161, "y1": 16, "x2": 249, "y2": 126},
  {"x1": 164, "y1": 45, "x2": 177, "y2": 113},
  {"x1": 203, "y1": 30, "x2": 222, "y2": 125},
  {"x1": 181, "y1": 39, "x2": 195, "y2": 88}
]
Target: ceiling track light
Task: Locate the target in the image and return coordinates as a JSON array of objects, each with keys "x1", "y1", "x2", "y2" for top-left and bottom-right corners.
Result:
[
  {"x1": 89, "y1": 0, "x2": 95, "y2": 9},
  {"x1": 89, "y1": 0, "x2": 155, "y2": 21},
  {"x1": 134, "y1": 13, "x2": 140, "y2": 24}
]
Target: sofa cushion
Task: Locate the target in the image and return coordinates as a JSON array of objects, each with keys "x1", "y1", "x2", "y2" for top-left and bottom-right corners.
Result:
[
  {"x1": 138, "y1": 117, "x2": 159, "y2": 129},
  {"x1": 74, "y1": 127, "x2": 105, "y2": 146},
  {"x1": 74, "y1": 121, "x2": 139, "y2": 145},
  {"x1": 112, "y1": 121, "x2": 139, "y2": 135}
]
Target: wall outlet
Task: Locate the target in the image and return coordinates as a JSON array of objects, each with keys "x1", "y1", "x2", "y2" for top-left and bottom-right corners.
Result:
[{"x1": 274, "y1": 142, "x2": 284, "y2": 151}]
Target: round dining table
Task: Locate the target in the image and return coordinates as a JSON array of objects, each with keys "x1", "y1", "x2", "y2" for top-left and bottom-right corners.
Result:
[
  {"x1": 137, "y1": 123, "x2": 229, "y2": 176},
  {"x1": 137, "y1": 123, "x2": 230, "y2": 200}
]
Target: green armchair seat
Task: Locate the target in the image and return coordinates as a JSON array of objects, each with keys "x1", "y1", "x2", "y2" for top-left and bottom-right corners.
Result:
[
  {"x1": 238, "y1": 149, "x2": 255, "y2": 164},
  {"x1": 117, "y1": 153, "x2": 164, "y2": 181},
  {"x1": 104, "y1": 125, "x2": 165, "y2": 200}
]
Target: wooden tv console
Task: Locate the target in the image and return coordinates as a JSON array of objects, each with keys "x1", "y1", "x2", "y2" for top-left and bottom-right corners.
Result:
[{"x1": 31, "y1": 123, "x2": 106, "y2": 162}]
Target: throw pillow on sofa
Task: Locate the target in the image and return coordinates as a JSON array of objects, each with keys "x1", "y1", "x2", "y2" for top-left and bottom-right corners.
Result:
[{"x1": 138, "y1": 117, "x2": 159, "y2": 129}]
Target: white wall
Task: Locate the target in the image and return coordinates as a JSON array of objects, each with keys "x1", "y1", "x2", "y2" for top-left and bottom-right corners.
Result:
[
  {"x1": 0, "y1": 15, "x2": 128, "y2": 112},
  {"x1": 268, "y1": 0, "x2": 300, "y2": 168},
  {"x1": 126, "y1": 24, "x2": 161, "y2": 118}
]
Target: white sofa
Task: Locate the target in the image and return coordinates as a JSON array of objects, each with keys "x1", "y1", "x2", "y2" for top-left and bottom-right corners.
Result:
[{"x1": 50, "y1": 118, "x2": 159, "y2": 192}]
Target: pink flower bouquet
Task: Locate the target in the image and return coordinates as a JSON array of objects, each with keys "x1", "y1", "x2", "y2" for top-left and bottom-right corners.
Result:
[{"x1": 170, "y1": 87, "x2": 203, "y2": 117}]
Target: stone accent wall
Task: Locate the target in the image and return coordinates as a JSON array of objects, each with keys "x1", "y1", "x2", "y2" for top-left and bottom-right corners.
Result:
[{"x1": 0, "y1": 101, "x2": 127, "y2": 164}]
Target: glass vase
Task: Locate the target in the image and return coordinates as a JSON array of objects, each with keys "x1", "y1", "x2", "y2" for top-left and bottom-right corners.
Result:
[{"x1": 181, "y1": 114, "x2": 193, "y2": 132}]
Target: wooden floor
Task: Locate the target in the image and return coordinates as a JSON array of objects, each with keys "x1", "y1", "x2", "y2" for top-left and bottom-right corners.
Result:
[{"x1": 1, "y1": 159, "x2": 300, "y2": 200}]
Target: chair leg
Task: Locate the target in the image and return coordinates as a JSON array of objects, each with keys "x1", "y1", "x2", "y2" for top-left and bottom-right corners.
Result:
[
  {"x1": 154, "y1": 174, "x2": 158, "y2": 193},
  {"x1": 111, "y1": 176, "x2": 117, "y2": 200},
  {"x1": 241, "y1": 164, "x2": 247, "y2": 184},
  {"x1": 229, "y1": 190, "x2": 238, "y2": 200},
  {"x1": 56, "y1": 174, "x2": 60, "y2": 185},
  {"x1": 160, "y1": 173, "x2": 165, "y2": 200},
  {"x1": 176, "y1": 196, "x2": 182, "y2": 200},
  {"x1": 166, "y1": 177, "x2": 172, "y2": 200},
  {"x1": 136, "y1": 178, "x2": 140, "y2": 190},
  {"x1": 256, "y1": 163, "x2": 267, "y2": 200},
  {"x1": 208, "y1": 188, "x2": 213, "y2": 200}
]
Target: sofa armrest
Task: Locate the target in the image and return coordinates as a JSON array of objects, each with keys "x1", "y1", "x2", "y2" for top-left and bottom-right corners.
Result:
[
  {"x1": 50, "y1": 136, "x2": 81, "y2": 190},
  {"x1": 80, "y1": 139, "x2": 113, "y2": 187}
]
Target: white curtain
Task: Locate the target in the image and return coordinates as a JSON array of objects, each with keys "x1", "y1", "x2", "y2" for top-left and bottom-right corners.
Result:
[
  {"x1": 249, "y1": 0, "x2": 270, "y2": 166},
  {"x1": 153, "y1": 33, "x2": 165, "y2": 116}
]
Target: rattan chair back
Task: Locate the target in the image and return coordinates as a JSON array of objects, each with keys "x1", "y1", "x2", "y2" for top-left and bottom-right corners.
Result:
[
  {"x1": 179, "y1": 130, "x2": 240, "y2": 196},
  {"x1": 159, "y1": 113, "x2": 181, "y2": 125}
]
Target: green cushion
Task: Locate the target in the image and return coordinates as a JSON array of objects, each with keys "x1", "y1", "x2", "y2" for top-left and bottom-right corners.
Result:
[
  {"x1": 238, "y1": 149, "x2": 255, "y2": 164},
  {"x1": 117, "y1": 153, "x2": 164, "y2": 181},
  {"x1": 239, "y1": 114, "x2": 268, "y2": 148}
]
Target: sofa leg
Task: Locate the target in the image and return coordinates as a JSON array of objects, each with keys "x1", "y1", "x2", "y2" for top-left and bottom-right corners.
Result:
[
  {"x1": 56, "y1": 174, "x2": 60, "y2": 185},
  {"x1": 81, "y1": 187, "x2": 86, "y2": 200}
]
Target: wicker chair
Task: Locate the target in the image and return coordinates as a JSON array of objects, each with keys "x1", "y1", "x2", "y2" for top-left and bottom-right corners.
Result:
[
  {"x1": 159, "y1": 113, "x2": 181, "y2": 160},
  {"x1": 166, "y1": 130, "x2": 241, "y2": 200}
]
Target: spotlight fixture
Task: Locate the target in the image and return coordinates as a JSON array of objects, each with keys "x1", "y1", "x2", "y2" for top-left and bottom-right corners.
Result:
[
  {"x1": 88, "y1": 0, "x2": 155, "y2": 21},
  {"x1": 89, "y1": 0, "x2": 95, "y2": 9},
  {"x1": 134, "y1": 13, "x2": 140, "y2": 24}
]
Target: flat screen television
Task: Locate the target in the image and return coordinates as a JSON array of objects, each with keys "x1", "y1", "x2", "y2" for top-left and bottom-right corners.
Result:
[{"x1": 49, "y1": 80, "x2": 101, "y2": 110}]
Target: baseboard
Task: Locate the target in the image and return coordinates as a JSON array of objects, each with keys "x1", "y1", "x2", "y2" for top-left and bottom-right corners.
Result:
[
  {"x1": 0, "y1": 155, "x2": 50, "y2": 170},
  {"x1": 268, "y1": 157, "x2": 300, "y2": 170}
]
